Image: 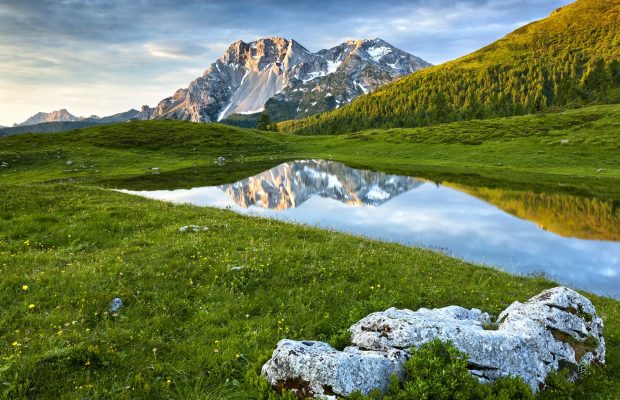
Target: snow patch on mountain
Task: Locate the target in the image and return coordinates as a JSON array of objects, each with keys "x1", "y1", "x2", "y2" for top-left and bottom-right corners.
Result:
[
  {"x1": 367, "y1": 46, "x2": 392, "y2": 61},
  {"x1": 149, "y1": 37, "x2": 432, "y2": 123}
]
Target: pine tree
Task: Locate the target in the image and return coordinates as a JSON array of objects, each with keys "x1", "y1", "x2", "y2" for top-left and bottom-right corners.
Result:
[{"x1": 257, "y1": 112, "x2": 272, "y2": 130}]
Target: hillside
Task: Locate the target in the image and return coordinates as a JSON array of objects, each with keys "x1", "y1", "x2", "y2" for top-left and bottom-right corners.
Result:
[
  {"x1": 281, "y1": 0, "x2": 620, "y2": 134},
  {"x1": 1, "y1": 104, "x2": 619, "y2": 197},
  {"x1": 1, "y1": 108, "x2": 620, "y2": 398}
]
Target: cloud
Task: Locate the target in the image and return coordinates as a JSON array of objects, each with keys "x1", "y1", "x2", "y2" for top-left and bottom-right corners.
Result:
[
  {"x1": 0, "y1": 0, "x2": 571, "y2": 125},
  {"x1": 144, "y1": 41, "x2": 210, "y2": 59}
]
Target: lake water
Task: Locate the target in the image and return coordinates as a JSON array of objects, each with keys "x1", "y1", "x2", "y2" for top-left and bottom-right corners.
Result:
[{"x1": 119, "y1": 160, "x2": 620, "y2": 298}]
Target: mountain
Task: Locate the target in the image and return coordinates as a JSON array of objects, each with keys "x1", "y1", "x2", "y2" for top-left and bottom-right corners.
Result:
[
  {"x1": 0, "y1": 109, "x2": 142, "y2": 137},
  {"x1": 220, "y1": 159, "x2": 423, "y2": 210},
  {"x1": 281, "y1": 0, "x2": 620, "y2": 134},
  {"x1": 18, "y1": 109, "x2": 80, "y2": 126},
  {"x1": 0, "y1": 121, "x2": 101, "y2": 137},
  {"x1": 148, "y1": 37, "x2": 430, "y2": 124},
  {"x1": 92, "y1": 109, "x2": 141, "y2": 124}
]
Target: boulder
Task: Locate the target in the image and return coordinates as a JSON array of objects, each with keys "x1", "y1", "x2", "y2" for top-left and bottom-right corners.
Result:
[
  {"x1": 262, "y1": 287, "x2": 605, "y2": 397},
  {"x1": 261, "y1": 339, "x2": 407, "y2": 399},
  {"x1": 350, "y1": 287, "x2": 605, "y2": 390}
]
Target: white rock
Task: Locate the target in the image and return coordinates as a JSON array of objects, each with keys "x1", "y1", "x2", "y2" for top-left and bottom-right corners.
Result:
[
  {"x1": 261, "y1": 339, "x2": 407, "y2": 398},
  {"x1": 262, "y1": 287, "x2": 605, "y2": 396},
  {"x1": 350, "y1": 287, "x2": 604, "y2": 391},
  {"x1": 178, "y1": 225, "x2": 208, "y2": 233}
]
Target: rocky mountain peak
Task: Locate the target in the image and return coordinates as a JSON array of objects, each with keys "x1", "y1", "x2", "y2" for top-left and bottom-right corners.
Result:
[
  {"x1": 18, "y1": 109, "x2": 80, "y2": 127},
  {"x1": 148, "y1": 37, "x2": 431, "y2": 123}
]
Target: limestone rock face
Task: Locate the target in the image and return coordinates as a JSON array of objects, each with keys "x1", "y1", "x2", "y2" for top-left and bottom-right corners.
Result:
[
  {"x1": 261, "y1": 340, "x2": 408, "y2": 399},
  {"x1": 148, "y1": 37, "x2": 431, "y2": 123},
  {"x1": 350, "y1": 287, "x2": 605, "y2": 390},
  {"x1": 262, "y1": 287, "x2": 605, "y2": 397}
]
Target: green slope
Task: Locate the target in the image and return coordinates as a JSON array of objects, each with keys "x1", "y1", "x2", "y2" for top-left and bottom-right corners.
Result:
[
  {"x1": 1, "y1": 108, "x2": 620, "y2": 398},
  {"x1": 1, "y1": 105, "x2": 619, "y2": 198},
  {"x1": 281, "y1": 0, "x2": 620, "y2": 134}
]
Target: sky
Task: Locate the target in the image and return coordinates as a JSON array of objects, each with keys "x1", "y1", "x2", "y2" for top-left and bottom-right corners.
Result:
[{"x1": 0, "y1": 0, "x2": 570, "y2": 127}]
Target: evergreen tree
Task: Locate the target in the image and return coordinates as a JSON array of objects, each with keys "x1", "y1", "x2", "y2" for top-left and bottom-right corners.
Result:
[
  {"x1": 279, "y1": 0, "x2": 620, "y2": 135},
  {"x1": 256, "y1": 112, "x2": 272, "y2": 131}
]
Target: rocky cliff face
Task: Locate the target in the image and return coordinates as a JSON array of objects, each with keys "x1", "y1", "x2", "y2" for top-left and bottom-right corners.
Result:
[
  {"x1": 18, "y1": 109, "x2": 80, "y2": 126},
  {"x1": 265, "y1": 38, "x2": 432, "y2": 121},
  {"x1": 219, "y1": 160, "x2": 422, "y2": 210},
  {"x1": 150, "y1": 37, "x2": 431, "y2": 123}
]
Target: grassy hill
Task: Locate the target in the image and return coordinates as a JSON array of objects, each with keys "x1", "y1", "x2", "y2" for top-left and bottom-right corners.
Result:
[
  {"x1": 1, "y1": 108, "x2": 620, "y2": 398},
  {"x1": 1, "y1": 105, "x2": 619, "y2": 197},
  {"x1": 280, "y1": 0, "x2": 620, "y2": 134}
]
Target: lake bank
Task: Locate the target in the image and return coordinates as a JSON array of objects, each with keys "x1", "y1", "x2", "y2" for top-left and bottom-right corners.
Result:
[
  {"x1": 1, "y1": 183, "x2": 619, "y2": 398},
  {"x1": 1, "y1": 104, "x2": 619, "y2": 398}
]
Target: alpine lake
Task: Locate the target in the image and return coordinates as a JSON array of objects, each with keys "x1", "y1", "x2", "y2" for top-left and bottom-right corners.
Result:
[{"x1": 119, "y1": 159, "x2": 620, "y2": 299}]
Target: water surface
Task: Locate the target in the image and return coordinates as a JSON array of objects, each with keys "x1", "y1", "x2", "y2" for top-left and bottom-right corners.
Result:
[{"x1": 119, "y1": 160, "x2": 620, "y2": 298}]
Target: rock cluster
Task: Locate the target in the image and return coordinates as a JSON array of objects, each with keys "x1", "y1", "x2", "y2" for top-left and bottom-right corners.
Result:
[
  {"x1": 262, "y1": 287, "x2": 605, "y2": 398},
  {"x1": 178, "y1": 225, "x2": 209, "y2": 233}
]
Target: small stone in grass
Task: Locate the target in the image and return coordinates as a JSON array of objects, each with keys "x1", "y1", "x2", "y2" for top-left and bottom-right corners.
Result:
[
  {"x1": 109, "y1": 297, "x2": 123, "y2": 314},
  {"x1": 179, "y1": 225, "x2": 209, "y2": 233}
]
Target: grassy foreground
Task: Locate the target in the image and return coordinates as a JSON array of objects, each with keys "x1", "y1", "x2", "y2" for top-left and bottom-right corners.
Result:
[
  {"x1": 1, "y1": 184, "x2": 619, "y2": 399},
  {"x1": 1, "y1": 104, "x2": 619, "y2": 398}
]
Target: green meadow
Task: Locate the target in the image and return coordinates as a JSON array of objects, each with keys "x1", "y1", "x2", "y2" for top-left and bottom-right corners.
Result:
[{"x1": 1, "y1": 104, "x2": 619, "y2": 398}]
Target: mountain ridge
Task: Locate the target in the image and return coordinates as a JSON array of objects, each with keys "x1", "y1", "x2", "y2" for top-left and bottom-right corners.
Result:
[
  {"x1": 0, "y1": 109, "x2": 144, "y2": 137},
  {"x1": 18, "y1": 109, "x2": 80, "y2": 126},
  {"x1": 280, "y1": 0, "x2": 620, "y2": 134},
  {"x1": 147, "y1": 37, "x2": 431, "y2": 123}
]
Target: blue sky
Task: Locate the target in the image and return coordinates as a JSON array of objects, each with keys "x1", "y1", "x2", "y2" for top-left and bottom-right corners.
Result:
[{"x1": 0, "y1": 0, "x2": 569, "y2": 126}]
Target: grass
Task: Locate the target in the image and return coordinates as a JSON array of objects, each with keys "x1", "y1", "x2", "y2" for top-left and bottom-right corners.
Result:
[
  {"x1": 2, "y1": 184, "x2": 619, "y2": 399},
  {"x1": 0, "y1": 104, "x2": 619, "y2": 398},
  {"x1": 1, "y1": 104, "x2": 619, "y2": 197}
]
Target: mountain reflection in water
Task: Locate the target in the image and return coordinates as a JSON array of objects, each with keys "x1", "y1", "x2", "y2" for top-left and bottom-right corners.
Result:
[
  {"x1": 118, "y1": 160, "x2": 620, "y2": 298},
  {"x1": 220, "y1": 159, "x2": 423, "y2": 210}
]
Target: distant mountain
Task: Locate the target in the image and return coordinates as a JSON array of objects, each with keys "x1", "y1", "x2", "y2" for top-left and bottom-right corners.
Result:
[
  {"x1": 91, "y1": 109, "x2": 140, "y2": 124},
  {"x1": 220, "y1": 159, "x2": 423, "y2": 210},
  {"x1": 148, "y1": 37, "x2": 430, "y2": 124},
  {"x1": 282, "y1": 0, "x2": 620, "y2": 134},
  {"x1": 0, "y1": 109, "x2": 142, "y2": 136},
  {"x1": 0, "y1": 121, "x2": 101, "y2": 137},
  {"x1": 19, "y1": 109, "x2": 80, "y2": 126}
]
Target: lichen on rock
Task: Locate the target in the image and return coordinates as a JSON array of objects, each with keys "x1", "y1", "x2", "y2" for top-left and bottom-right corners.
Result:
[{"x1": 261, "y1": 287, "x2": 605, "y2": 398}]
